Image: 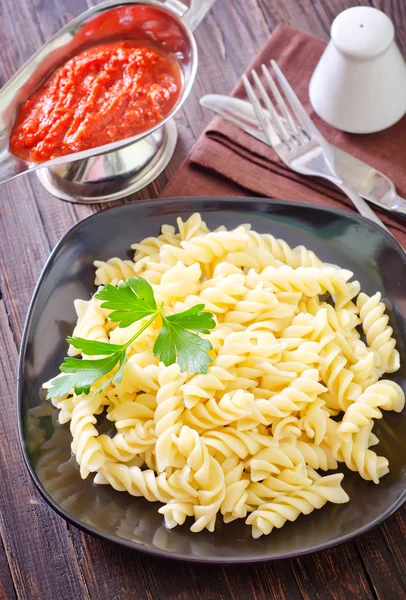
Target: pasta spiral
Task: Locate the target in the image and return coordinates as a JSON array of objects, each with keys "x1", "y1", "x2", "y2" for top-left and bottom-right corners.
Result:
[
  {"x1": 246, "y1": 472, "x2": 349, "y2": 538},
  {"x1": 160, "y1": 227, "x2": 249, "y2": 266},
  {"x1": 247, "y1": 439, "x2": 337, "y2": 482},
  {"x1": 202, "y1": 426, "x2": 277, "y2": 460},
  {"x1": 220, "y1": 456, "x2": 250, "y2": 522},
  {"x1": 173, "y1": 426, "x2": 225, "y2": 532},
  {"x1": 98, "y1": 424, "x2": 156, "y2": 463},
  {"x1": 299, "y1": 398, "x2": 330, "y2": 445},
  {"x1": 154, "y1": 364, "x2": 187, "y2": 472},
  {"x1": 270, "y1": 415, "x2": 301, "y2": 442},
  {"x1": 95, "y1": 463, "x2": 197, "y2": 505},
  {"x1": 70, "y1": 394, "x2": 105, "y2": 478},
  {"x1": 319, "y1": 340, "x2": 361, "y2": 411},
  {"x1": 94, "y1": 257, "x2": 138, "y2": 286},
  {"x1": 337, "y1": 381, "x2": 405, "y2": 440},
  {"x1": 326, "y1": 421, "x2": 389, "y2": 483},
  {"x1": 247, "y1": 231, "x2": 322, "y2": 269},
  {"x1": 253, "y1": 369, "x2": 327, "y2": 423},
  {"x1": 357, "y1": 292, "x2": 400, "y2": 374},
  {"x1": 68, "y1": 298, "x2": 109, "y2": 356},
  {"x1": 183, "y1": 389, "x2": 255, "y2": 431},
  {"x1": 246, "y1": 464, "x2": 314, "y2": 505}
]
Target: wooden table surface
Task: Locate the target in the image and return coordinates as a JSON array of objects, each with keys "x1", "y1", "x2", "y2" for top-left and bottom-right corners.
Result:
[{"x1": 1, "y1": 1, "x2": 405, "y2": 598}]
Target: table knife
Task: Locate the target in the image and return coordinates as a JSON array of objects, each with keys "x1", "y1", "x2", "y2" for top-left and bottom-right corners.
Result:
[{"x1": 200, "y1": 94, "x2": 406, "y2": 216}]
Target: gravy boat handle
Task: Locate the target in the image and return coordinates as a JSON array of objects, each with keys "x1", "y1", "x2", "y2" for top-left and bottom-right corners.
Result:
[
  {"x1": 165, "y1": 0, "x2": 192, "y2": 16},
  {"x1": 176, "y1": 0, "x2": 217, "y2": 31}
]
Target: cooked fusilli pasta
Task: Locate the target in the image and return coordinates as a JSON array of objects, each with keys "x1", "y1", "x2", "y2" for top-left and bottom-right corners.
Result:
[{"x1": 43, "y1": 213, "x2": 404, "y2": 537}]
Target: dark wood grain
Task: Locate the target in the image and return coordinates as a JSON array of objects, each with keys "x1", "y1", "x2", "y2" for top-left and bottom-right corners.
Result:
[
  {"x1": 0, "y1": 302, "x2": 89, "y2": 600},
  {"x1": 222, "y1": 562, "x2": 303, "y2": 600},
  {"x1": 292, "y1": 545, "x2": 374, "y2": 600},
  {"x1": 0, "y1": 1, "x2": 405, "y2": 599},
  {"x1": 355, "y1": 508, "x2": 406, "y2": 600},
  {"x1": 0, "y1": 535, "x2": 16, "y2": 600}
]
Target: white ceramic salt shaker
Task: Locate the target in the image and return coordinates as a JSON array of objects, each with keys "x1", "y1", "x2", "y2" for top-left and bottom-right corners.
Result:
[{"x1": 309, "y1": 6, "x2": 406, "y2": 134}]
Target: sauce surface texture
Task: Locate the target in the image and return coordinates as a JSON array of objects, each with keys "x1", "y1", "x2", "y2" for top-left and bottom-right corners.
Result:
[{"x1": 10, "y1": 40, "x2": 182, "y2": 162}]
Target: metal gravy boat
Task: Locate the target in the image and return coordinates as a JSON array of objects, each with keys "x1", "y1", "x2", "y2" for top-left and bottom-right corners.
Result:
[{"x1": 0, "y1": 0, "x2": 214, "y2": 202}]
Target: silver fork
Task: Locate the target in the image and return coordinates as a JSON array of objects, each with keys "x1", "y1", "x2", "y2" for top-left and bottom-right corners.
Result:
[{"x1": 242, "y1": 61, "x2": 389, "y2": 233}]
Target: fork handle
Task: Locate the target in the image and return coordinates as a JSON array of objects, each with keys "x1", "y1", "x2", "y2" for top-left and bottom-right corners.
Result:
[{"x1": 337, "y1": 182, "x2": 390, "y2": 233}]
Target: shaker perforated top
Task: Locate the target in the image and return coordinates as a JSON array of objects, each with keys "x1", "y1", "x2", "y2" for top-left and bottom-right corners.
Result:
[{"x1": 331, "y1": 6, "x2": 394, "y2": 59}]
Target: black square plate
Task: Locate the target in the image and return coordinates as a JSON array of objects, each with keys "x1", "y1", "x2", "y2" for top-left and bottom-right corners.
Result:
[{"x1": 18, "y1": 198, "x2": 406, "y2": 562}]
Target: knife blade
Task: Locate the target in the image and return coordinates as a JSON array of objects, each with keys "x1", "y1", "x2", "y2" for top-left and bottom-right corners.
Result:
[{"x1": 200, "y1": 94, "x2": 406, "y2": 216}]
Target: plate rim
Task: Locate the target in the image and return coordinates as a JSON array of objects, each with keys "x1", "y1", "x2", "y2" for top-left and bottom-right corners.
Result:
[{"x1": 17, "y1": 196, "x2": 406, "y2": 563}]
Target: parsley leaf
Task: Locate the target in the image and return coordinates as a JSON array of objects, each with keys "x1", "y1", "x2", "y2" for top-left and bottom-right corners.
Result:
[
  {"x1": 96, "y1": 277, "x2": 157, "y2": 327},
  {"x1": 46, "y1": 352, "x2": 123, "y2": 398},
  {"x1": 165, "y1": 304, "x2": 216, "y2": 333},
  {"x1": 46, "y1": 276, "x2": 216, "y2": 399},
  {"x1": 67, "y1": 337, "x2": 123, "y2": 355},
  {"x1": 153, "y1": 313, "x2": 213, "y2": 375}
]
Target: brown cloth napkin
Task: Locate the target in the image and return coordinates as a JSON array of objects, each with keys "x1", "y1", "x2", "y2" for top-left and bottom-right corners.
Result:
[{"x1": 162, "y1": 25, "x2": 406, "y2": 247}]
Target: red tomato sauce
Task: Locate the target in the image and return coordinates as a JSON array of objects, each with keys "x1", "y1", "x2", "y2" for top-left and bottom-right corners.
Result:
[{"x1": 10, "y1": 40, "x2": 182, "y2": 162}]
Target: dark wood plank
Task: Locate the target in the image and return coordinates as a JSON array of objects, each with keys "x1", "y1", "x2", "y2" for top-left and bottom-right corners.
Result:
[
  {"x1": 137, "y1": 558, "x2": 235, "y2": 600},
  {"x1": 0, "y1": 301, "x2": 89, "y2": 600},
  {"x1": 292, "y1": 544, "x2": 374, "y2": 600},
  {"x1": 70, "y1": 533, "x2": 151, "y2": 600},
  {"x1": 355, "y1": 507, "x2": 406, "y2": 600},
  {"x1": 222, "y1": 562, "x2": 303, "y2": 600},
  {"x1": 0, "y1": 175, "x2": 54, "y2": 343},
  {"x1": 71, "y1": 528, "x2": 304, "y2": 600},
  {"x1": 0, "y1": 537, "x2": 16, "y2": 600}
]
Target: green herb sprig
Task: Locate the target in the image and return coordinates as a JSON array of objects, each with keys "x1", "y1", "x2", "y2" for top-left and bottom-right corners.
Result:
[{"x1": 46, "y1": 277, "x2": 215, "y2": 400}]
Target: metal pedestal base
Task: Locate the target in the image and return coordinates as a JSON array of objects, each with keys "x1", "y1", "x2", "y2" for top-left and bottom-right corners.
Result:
[{"x1": 36, "y1": 120, "x2": 178, "y2": 203}]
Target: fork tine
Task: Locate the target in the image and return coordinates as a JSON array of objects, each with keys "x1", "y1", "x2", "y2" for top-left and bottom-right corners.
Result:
[
  {"x1": 242, "y1": 74, "x2": 281, "y2": 148},
  {"x1": 261, "y1": 64, "x2": 300, "y2": 136},
  {"x1": 250, "y1": 69, "x2": 289, "y2": 142},
  {"x1": 270, "y1": 59, "x2": 337, "y2": 169},
  {"x1": 270, "y1": 60, "x2": 322, "y2": 140}
]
